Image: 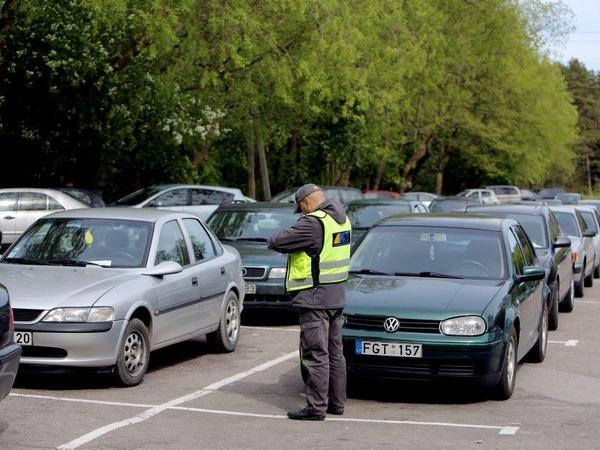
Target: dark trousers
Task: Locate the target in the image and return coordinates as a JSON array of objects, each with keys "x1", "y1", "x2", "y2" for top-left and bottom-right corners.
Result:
[{"x1": 299, "y1": 308, "x2": 346, "y2": 415}]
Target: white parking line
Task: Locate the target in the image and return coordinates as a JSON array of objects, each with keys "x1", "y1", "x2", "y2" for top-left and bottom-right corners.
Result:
[{"x1": 548, "y1": 340, "x2": 579, "y2": 346}]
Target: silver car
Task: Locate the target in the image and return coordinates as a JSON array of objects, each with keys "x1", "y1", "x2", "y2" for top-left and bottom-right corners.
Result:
[
  {"x1": 0, "y1": 188, "x2": 89, "y2": 250},
  {"x1": 549, "y1": 205, "x2": 596, "y2": 298},
  {"x1": 574, "y1": 204, "x2": 600, "y2": 279},
  {"x1": 110, "y1": 184, "x2": 254, "y2": 222},
  {"x1": 0, "y1": 207, "x2": 245, "y2": 386}
]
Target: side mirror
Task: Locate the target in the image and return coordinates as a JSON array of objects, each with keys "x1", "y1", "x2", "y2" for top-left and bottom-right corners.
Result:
[
  {"x1": 144, "y1": 260, "x2": 183, "y2": 277},
  {"x1": 516, "y1": 265, "x2": 546, "y2": 283},
  {"x1": 553, "y1": 236, "x2": 571, "y2": 249},
  {"x1": 582, "y1": 230, "x2": 597, "y2": 238}
]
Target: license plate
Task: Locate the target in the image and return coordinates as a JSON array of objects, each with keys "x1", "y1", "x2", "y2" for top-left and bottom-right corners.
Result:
[
  {"x1": 356, "y1": 340, "x2": 422, "y2": 357},
  {"x1": 15, "y1": 331, "x2": 33, "y2": 346},
  {"x1": 245, "y1": 283, "x2": 256, "y2": 294}
]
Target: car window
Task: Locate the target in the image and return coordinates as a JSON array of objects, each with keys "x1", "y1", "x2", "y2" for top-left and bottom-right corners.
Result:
[
  {"x1": 182, "y1": 217, "x2": 217, "y2": 261},
  {"x1": 190, "y1": 188, "x2": 234, "y2": 205},
  {"x1": 345, "y1": 204, "x2": 411, "y2": 228},
  {"x1": 507, "y1": 228, "x2": 525, "y2": 275},
  {"x1": 575, "y1": 210, "x2": 589, "y2": 232},
  {"x1": 208, "y1": 210, "x2": 296, "y2": 240},
  {"x1": 548, "y1": 212, "x2": 562, "y2": 241},
  {"x1": 579, "y1": 210, "x2": 598, "y2": 232},
  {"x1": 503, "y1": 214, "x2": 547, "y2": 249},
  {"x1": 0, "y1": 192, "x2": 17, "y2": 212},
  {"x1": 149, "y1": 189, "x2": 188, "y2": 207},
  {"x1": 553, "y1": 211, "x2": 580, "y2": 237},
  {"x1": 155, "y1": 220, "x2": 191, "y2": 266},
  {"x1": 513, "y1": 226, "x2": 536, "y2": 266},
  {"x1": 19, "y1": 192, "x2": 63, "y2": 211}
]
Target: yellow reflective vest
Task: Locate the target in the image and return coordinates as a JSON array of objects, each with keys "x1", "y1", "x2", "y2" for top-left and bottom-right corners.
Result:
[{"x1": 285, "y1": 211, "x2": 351, "y2": 292}]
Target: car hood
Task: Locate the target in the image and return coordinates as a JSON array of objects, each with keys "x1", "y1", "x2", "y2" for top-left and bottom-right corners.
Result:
[
  {"x1": 345, "y1": 275, "x2": 504, "y2": 319},
  {"x1": 0, "y1": 265, "x2": 140, "y2": 310},
  {"x1": 223, "y1": 241, "x2": 287, "y2": 267}
]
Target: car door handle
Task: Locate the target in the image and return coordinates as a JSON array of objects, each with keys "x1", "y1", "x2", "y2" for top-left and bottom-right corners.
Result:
[
  {"x1": 220, "y1": 267, "x2": 226, "y2": 275},
  {"x1": 3, "y1": 215, "x2": 15, "y2": 220},
  {"x1": 192, "y1": 277, "x2": 198, "y2": 286}
]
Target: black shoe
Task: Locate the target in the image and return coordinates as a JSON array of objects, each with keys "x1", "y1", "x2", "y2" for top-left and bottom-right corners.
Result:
[
  {"x1": 287, "y1": 408, "x2": 325, "y2": 421},
  {"x1": 326, "y1": 407, "x2": 344, "y2": 416}
]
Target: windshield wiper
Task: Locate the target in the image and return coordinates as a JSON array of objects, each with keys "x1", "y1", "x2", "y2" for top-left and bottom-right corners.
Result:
[
  {"x1": 418, "y1": 271, "x2": 462, "y2": 279},
  {"x1": 46, "y1": 259, "x2": 106, "y2": 267},
  {"x1": 3, "y1": 257, "x2": 44, "y2": 265},
  {"x1": 349, "y1": 269, "x2": 391, "y2": 276}
]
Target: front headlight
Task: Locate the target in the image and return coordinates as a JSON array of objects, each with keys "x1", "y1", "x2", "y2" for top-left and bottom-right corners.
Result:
[
  {"x1": 42, "y1": 307, "x2": 115, "y2": 323},
  {"x1": 440, "y1": 316, "x2": 486, "y2": 336},
  {"x1": 268, "y1": 267, "x2": 287, "y2": 279}
]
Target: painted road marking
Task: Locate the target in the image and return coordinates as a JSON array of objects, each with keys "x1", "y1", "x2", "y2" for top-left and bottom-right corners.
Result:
[{"x1": 548, "y1": 340, "x2": 579, "y2": 346}]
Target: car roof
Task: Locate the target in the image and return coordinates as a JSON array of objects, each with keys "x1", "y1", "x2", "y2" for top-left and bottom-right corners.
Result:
[
  {"x1": 210, "y1": 202, "x2": 297, "y2": 212},
  {"x1": 38, "y1": 206, "x2": 198, "y2": 222},
  {"x1": 344, "y1": 198, "x2": 421, "y2": 206},
  {"x1": 464, "y1": 203, "x2": 548, "y2": 216},
  {"x1": 375, "y1": 213, "x2": 509, "y2": 231}
]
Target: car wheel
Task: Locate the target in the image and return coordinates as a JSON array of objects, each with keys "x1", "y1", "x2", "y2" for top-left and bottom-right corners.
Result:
[
  {"x1": 595, "y1": 263, "x2": 600, "y2": 279},
  {"x1": 548, "y1": 283, "x2": 559, "y2": 331},
  {"x1": 527, "y1": 301, "x2": 548, "y2": 363},
  {"x1": 560, "y1": 276, "x2": 575, "y2": 313},
  {"x1": 115, "y1": 318, "x2": 150, "y2": 387},
  {"x1": 493, "y1": 327, "x2": 518, "y2": 400},
  {"x1": 584, "y1": 265, "x2": 594, "y2": 287},
  {"x1": 207, "y1": 291, "x2": 240, "y2": 352},
  {"x1": 574, "y1": 269, "x2": 585, "y2": 298}
]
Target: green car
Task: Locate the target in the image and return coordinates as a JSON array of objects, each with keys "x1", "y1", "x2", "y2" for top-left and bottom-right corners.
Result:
[
  {"x1": 343, "y1": 214, "x2": 549, "y2": 400},
  {"x1": 207, "y1": 202, "x2": 298, "y2": 310}
]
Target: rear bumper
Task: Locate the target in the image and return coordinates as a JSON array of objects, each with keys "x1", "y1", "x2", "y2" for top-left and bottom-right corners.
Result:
[{"x1": 0, "y1": 343, "x2": 22, "y2": 401}]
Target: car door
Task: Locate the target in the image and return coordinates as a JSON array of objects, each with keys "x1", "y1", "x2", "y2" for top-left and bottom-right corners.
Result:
[
  {"x1": 548, "y1": 212, "x2": 572, "y2": 300},
  {"x1": 509, "y1": 226, "x2": 540, "y2": 352},
  {"x1": 181, "y1": 217, "x2": 229, "y2": 332},
  {"x1": 151, "y1": 219, "x2": 198, "y2": 345},
  {"x1": 0, "y1": 192, "x2": 18, "y2": 245}
]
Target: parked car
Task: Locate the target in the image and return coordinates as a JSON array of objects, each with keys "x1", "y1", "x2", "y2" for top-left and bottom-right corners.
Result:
[
  {"x1": 485, "y1": 185, "x2": 522, "y2": 203},
  {"x1": 428, "y1": 196, "x2": 483, "y2": 212},
  {"x1": 537, "y1": 187, "x2": 566, "y2": 200},
  {"x1": 0, "y1": 187, "x2": 89, "y2": 251},
  {"x1": 578, "y1": 199, "x2": 600, "y2": 212},
  {"x1": 57, "y1": 187, "x2": 106, "y2": 208},
  {"x1": 362, "y1": 190, "x2": 400, "y2": 199},
  {"x1": 555, "y1": 193, "x2": 581, "y2": 205},
  {"x1": 456, "y1": 188, "x2": 501, "y2": 204},
  {"x1": 206, "y1": 202, "x2": 298, "y2": 310},
  {"x1": 271, "y1": 186, "x2": 364, "y2": 204},
  {"x1": 520, "y1": 189, "x2": 543, "y2": 201},
  {"x1": 463, "y1": 203, "x2": 573, "y2": 330},
  {"x1": 343, "y1": 214, "x2": 549, "y2": 400},
  {"x1": 0, "y1": 207, "x2": 245, "y2": 386},
  {"x1": 549, "y1": 205, "x2": 596, "y2": 300},
  {"x1": 399, "y1": 192, "x2": 439, "y2": 207},
  {"x1": 344, "y1": 198, "x2": 429, "y2": 246},
  {"x1": 110, "y1": 184, "x2": 254, "y2": 222},
  {"x1": 0, "y1": 283, "x2": 21, "y2": 403},
  {"x1": 574, "y1": 204, "x2": 600, "y2": 278}
]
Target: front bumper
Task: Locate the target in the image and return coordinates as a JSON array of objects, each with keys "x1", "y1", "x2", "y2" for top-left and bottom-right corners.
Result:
[
  {"x1": 15, "y1": 320, "x2": 126, "y2": 368},
  {"x1": 243, "y1": 279, "x2": 292, "y2": 309}
]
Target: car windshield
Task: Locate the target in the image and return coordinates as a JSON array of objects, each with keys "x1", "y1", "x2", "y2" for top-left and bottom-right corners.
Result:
[
  {"x1": 345, "y1": 204, "x2": 411, "y2": 229},
  {"x1": 112, "y1": 187, "x2": 165, "y2": 205},
  {"x1": 579, "y1": 210, "x2": 598, "y2": 232},
  {"x1": 2, "y1": 218, "x2": 152, "y2": 268},
  {"x1": 208, "y1": 210, "x2": 298, "y2": 240},
  {"x1": 486, "y1": 213, "x2": 547, "y2": 249},
  {"x1": 429, "y1": 198, "x2": 478, "y2": 212},
  {"x1": 350, "y1": 225, "x2": 507, "y2": 279},
  {"x1": 553, "y1": 211, "x2": 580, "y2": 237}
]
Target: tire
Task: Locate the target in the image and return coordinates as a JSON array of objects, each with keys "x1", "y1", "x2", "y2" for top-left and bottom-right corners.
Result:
[
  {"x1": 584, "y1": 265, "x2": 594, "y2": 287},
  {"x1": 560, "y1": 275, "x2": 575, "y2": 313},
  {"x1": 207, "y1": 291, "x2": 240, "y2": 353},
  {"x1": 115, "y1": 318, "x2": 150, "y2": 387},
  {"x1": 493, "y1": 327, "x2": 518, "y2": 400},
  {"x1": 574, "y1": 269, "x2": 585, "y2": 298},
  {"x1": 548, "y1": 283, "x2": 559, "y2": 331},
  {"x1": 527, "y1": 301, "x2": 548, "y2": 363},
  {"x1": 594, "y1": 262, "x2": 600, "y2": 279}
]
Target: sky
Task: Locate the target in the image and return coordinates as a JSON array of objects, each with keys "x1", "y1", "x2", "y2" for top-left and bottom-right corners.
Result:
[{"x1": 553, "y1": 0, "x2": 600, "y2": 71}]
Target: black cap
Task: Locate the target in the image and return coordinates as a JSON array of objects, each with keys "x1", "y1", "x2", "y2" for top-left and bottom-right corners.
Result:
[{"x1": 294, "y1": 184, "x2": 323, "y2": 213}]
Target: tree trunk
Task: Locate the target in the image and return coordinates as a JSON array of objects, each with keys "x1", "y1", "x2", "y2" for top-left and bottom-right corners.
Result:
[
  {"x1": 255, "y1": 119, "x2": 271, "y2": 200},
  {"x1": 401, "y1": 136, "x2": 431, "y2": 190},
  {"x1": 246, "y1": 116, "x2": 256, "y2": 200}
]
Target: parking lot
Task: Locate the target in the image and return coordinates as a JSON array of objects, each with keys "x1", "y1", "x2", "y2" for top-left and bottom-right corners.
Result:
[{"x1": 1, "y1": 287, "x2": 599, "y2": 450}]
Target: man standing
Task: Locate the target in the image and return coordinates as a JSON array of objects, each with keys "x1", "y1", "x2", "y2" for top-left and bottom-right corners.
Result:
[{"x1": 267, "y1": 184, "x2": 352, "y2": 421}]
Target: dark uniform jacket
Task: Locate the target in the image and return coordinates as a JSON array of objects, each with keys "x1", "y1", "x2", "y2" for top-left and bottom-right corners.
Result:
[{"x1": 267, "y1": 198, "x2": 348, "y2": 310}]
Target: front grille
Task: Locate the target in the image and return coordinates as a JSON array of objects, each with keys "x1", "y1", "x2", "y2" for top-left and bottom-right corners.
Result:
[
  {"x1": 438, "y1": 365, "x2": 475, "y2": 376},
  {"x1": 244, "y1": 293, "x2": 292, "y2": 307},
  {"x1": 243, "y1": 266, "x2": 267, "y2": 280},
  {"x1": 13, "y1": 309, "x2": 44, "y2": 322},
  {"x1": 345, "y1": 316, "x2": 441, "y2": 333}
]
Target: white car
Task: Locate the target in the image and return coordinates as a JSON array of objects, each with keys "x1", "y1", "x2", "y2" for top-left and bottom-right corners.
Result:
[
  {"x1": 575, "y1": 204, "x2": 600, "y2": 278},
  {"x1": 111, "y1": 184, "x2": 255, "y2": 222},
  {"x1": 1, "y1": 207, "x2": 245, "y2": 386},
  {"x1": 0, "y1": 187, "x2": 89, "y2": 250},
  {"x1": 457, "y1": 188, "x2": 501, "y2": 204}
]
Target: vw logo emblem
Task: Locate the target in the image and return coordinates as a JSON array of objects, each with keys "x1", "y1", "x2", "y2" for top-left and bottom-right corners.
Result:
[
  {"x1": 241, "y1": 268, "x2": 248, "y2": 277},
  {"x1": 383, "y1": 317, "x2": 400, "y2": 333}
]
